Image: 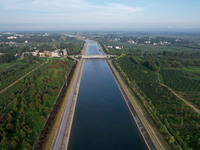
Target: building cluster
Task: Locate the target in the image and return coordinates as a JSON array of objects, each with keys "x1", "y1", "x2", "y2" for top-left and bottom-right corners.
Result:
[
  {"x1": 127, "y1": 40, "x2": 171, "y2": 46},
  {"x1": 108, "y1": 36, "x2": 178, "y2": 46},
  {"x1": 22, "y1": 49, "x2": 68, "y2": 58},
  {"x1": 7, "y1": 33, "x2": 25, "y2": 40},
  {"x1": 107, "y1": 45, "x2": 123, "y2": 50}
]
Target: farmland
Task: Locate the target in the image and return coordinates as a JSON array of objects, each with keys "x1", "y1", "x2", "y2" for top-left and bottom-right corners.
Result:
[
  {"x1": 0, "y1": 58, "x2": 74, "y2": 149},
  {"x1": 160, "y1": 67, "x2": 200, "y2": 109},
  {"x1": 0, "y1": 58, "x2": 44, "y2": 92},
  {"x1": 114, "y1": 56, "x2": 200, "y2": 149}
]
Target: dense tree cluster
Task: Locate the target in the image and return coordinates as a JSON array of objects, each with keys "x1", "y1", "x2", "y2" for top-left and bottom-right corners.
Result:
[
  {"x1": 113, "y1": 56, "x2": 200, "y2": 150},
  {"x1": 0, "y1": 59, "x2": 74, "y2": 149}
]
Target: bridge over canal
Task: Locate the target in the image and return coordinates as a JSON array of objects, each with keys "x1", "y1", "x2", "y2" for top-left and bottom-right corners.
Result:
[{"x1": 69, "y1": 55, "x2": 117, "y2": 59}]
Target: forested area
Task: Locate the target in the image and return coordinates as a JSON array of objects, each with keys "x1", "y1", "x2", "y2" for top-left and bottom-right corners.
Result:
[
  {"x1": 0, "y1": 54, "x2": 43, "y2": 91},
  {"x1": 113, "y1": 56, "x2": 200, "y2": 150},
  {"x1": 0, "y1": 58, "x2": 74, "y2": 149}
]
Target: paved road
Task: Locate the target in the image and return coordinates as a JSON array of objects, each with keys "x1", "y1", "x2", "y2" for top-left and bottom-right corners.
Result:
[{"x1": 53, "y1": 59, "x2": 83, "y2": 150}]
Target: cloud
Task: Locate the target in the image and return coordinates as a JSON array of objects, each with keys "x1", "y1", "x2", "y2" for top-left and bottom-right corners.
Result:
[
  {"x1": 0, "y1": 0, "x2": 142, "y2": 12},
  {"x1": 0, "y1": 0, "x2": 142, "y2": 23}
]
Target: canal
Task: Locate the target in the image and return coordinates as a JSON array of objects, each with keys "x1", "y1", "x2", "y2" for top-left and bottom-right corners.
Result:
[{"x1": 68, "y1": 40, "x2": 147, "y2": 150}]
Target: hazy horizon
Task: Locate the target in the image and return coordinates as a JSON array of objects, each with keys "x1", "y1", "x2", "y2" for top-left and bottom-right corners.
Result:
[{"x1": 0, "y1": 0, "x2": 200, "y2": 31}]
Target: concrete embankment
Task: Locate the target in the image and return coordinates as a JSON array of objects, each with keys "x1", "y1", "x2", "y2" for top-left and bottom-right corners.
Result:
[
  {"x1": 52, "y1": 59, "x2": 84, "y2": 150},
  {"x1": 61, "y1": 58, "x2": 84, "y2": 150},
  {"x1": 107, "y1": 60, "x2": 161, "y2": 150},
  {"x1": 52, "y1": 41, "x2": 87, "y2": 150}
]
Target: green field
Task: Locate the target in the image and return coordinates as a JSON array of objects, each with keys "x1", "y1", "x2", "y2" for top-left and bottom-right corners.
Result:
[
  {"x1": 114, "y1": 56, "x2": 200, "y2": 150},
  {"x1": 0, "y1": 58, "x2": 74, "y2": 149},
  {"x1": 0, "y1": 58, "x2": 46, "y2": 91},
  {"x1": 160, "y1": 67, "x2": 200, "y2": 109}
]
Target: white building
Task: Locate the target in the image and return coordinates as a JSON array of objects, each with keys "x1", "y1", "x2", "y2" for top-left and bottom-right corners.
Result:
[
  {"x1": 115, "y1": 46, "x2": 122, "y2": 49},
  {"x1": 107, "y1": 46, "x2": 113, "y2": 48},
  {"x1": 51, "y1": 52, "x2": 60, "y2": 57},
  {"x1": 7, "y1": 36, "x2": 17, "y2": 39}
]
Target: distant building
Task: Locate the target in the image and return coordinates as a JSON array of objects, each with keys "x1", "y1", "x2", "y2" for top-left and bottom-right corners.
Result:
[
  {"x1": 46, "y1": 51, "x2": 52, "y2": 57},
  {"x1": 31, "y1": 52, "x2": 38, "y2": 56},
  {"x1": 115, "y1": 46, "x2": 122, "y2": 50},
  {"x1": 107, "y1": 46, "x2": 113, "y2": 48},
  {"x1": 145, "y1": 41, "x2": 151, "y2": 44},
  {"x1": 62, "y1": 49, "x2": 68, "y2": 56},
  {"x1": 153, "y1": 43, "x2": 157, "y2": 46},
  {"x1": 51, "y1": 52, "x2": 60, "y2": 57},
  {"x1": 0, "y1": 53, "x2": 5, "y2": 55},
  {"x1": 15, "y1": 34, "x2": 24, "y2": 38},
  {"x1": 24, "y1": 40, "x2": 28, "y2": 43},
  {"x1": 39, "y1": 52, "x2": 45, "y2": 57},
  {"x1": 54, "y1": 50, "x2": 59, "y2": 54},
  {"x1": 7, "y1": 36, "x2": 17, "y2": 39},
  {"x1": 128, "y1": 40, "x2": 135, "y2": 44},
  {"x1": 4, "y1": 32, "x2": 13, "y2": 35}
]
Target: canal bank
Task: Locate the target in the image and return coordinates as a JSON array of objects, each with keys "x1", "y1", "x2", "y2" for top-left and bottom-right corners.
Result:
[
  {"x1": 68, "y1": 40, "x2": 148, "y2": 150},
  {"x1": 107, "y1": 60, "x2": 163, "y2": 150},
  {"x1": 52, "y1": 42, "x2": 87, "y2": 150}
]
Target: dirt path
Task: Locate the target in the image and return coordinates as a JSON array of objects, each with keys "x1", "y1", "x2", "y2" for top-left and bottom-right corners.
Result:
[
  {"x1": 160, "y1": 83, "x2": 200, "y2": 114},
  {"x1": 0, "y1": 63, "x2": 45, "y2": 94}
]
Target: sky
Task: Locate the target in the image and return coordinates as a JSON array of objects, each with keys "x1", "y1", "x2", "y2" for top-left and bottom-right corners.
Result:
[{"x1": 0, "y1": 0, "x2": 200, "y2": 31}]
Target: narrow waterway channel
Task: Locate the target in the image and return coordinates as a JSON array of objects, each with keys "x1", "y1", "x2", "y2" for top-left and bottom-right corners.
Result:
[{"x1": 68, "y1": 40, "x2": 147, "y2": 150}]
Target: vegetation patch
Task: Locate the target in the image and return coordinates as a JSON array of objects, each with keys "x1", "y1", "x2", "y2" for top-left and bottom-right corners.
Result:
[{"x1": 0, "y1": 58, "x2": 74, "y2": 149}]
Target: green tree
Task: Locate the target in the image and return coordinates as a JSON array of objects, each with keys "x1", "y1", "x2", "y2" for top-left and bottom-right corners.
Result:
[
  {"x1": 10, "y1": 140, "x2": 18, "y2": 149},
  {"x1": 168, "y1": 135, "x2": 175, "y2": 144},
  {"x1": 7, "y1": 113, "x2": 14, "y2": 122},
  {"x1": 6, "y1": 123, "x2": 14, "y2": 131},
  {"x1": 20, "y1": 129, "x2": 26, "y2": 138}
]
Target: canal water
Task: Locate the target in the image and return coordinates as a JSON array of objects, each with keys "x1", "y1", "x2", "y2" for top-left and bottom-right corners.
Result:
[{"x1": 68, "y1": 40, "x2": 147, "y2": 150}]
